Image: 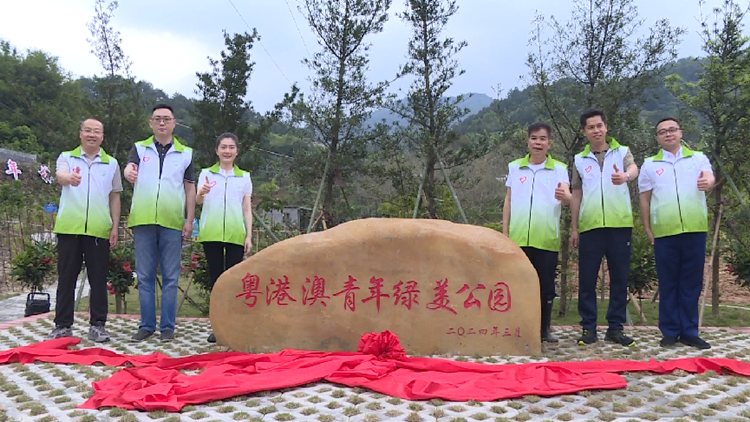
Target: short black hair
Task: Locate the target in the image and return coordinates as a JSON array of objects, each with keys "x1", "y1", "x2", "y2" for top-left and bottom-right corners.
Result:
[
  {"x1": 152, "y1": 103, "x2": 174, "y2": 115},
  {"x1": 527, "y1": 122, "x2": 551, "y2": 138},
  {"x1": 79, "y1": 118, "x2": 102, "y2": 129},
  {"x1": 655, "y1": 117, "x2": 681, "y2": 132},
  {"x1": 580, "y1": 109, "x2": 606, "y2": 128},
  {"x1": 215, "y1": 132, "x2": 239, "y2": 149}
]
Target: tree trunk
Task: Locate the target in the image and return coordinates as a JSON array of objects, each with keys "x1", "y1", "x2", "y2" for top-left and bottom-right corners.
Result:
[
  {"x1": 115, "y1": 294, "x2": 122, "y2": 314},
  {"x1": 322, "y1": 148, "x2": 337, "y2": 227},
  {"x1": 711, "y1": 185, "x2": 723, "y2": 316},
  {"x1": 558, "y1": 213, "x2": 571, "y2": 317},
  {"x1": 423, "y1": 157, "x2": 438, "y2": 219}
]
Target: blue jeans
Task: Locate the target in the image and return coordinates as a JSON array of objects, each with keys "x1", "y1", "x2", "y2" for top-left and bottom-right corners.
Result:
[
  {"x1": 133, "y1": 225, "x2": 182, "y2": 332},
  {"x1": 654, "y1": 232, "x2": 707, "y2": 338}
]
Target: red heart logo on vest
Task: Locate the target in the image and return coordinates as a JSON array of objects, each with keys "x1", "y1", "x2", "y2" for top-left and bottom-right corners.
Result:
[
  {"x1": 209, "y1": 180, "x2": 217, "y2": 187},
  {"x1": 143, "y1": 156, "x2": 151, "y2": 162},
  {"x1": 656, "y1": 168, "x2": 664, "y2": 176},
  {"x1": 585, "y1": 166, "x2": 592, "y2": 173},
  {"x1": 519, "y1": 176, "x2": 527, "y2": 184}
]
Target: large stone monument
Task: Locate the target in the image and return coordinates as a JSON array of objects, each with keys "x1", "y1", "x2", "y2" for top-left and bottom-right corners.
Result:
[{"x1": 210, "y1": 218, "x2": 541, "y2": 356}]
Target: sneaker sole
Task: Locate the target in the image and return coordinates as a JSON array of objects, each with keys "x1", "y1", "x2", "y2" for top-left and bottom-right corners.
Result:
[
  {"x1": 605, "y1": 338, "x2": 636, "y2": 347},
  {"x1": 577, "y1": 340, "x2": 598, "y2": 345}
]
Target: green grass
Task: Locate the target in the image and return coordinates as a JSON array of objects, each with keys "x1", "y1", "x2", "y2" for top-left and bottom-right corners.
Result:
[
  {"x1": 551, "y1": 298, "x2": 750, "y2": 327},
  {"x1": 77, "y1": 275, "x2": 208, "y2": 318}
]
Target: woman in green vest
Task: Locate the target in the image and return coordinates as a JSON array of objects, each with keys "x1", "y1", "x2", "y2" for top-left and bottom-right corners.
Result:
[{"x1": 196, "y1": 132, "x2": 254, "y2": 343}]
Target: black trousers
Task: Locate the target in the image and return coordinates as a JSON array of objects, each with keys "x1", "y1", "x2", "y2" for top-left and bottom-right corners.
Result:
[
  {"x1": 54, "y1": 234, "x2": 110, "y2": 328},
  {"x1": 522, "y1": 247, "x2": 558, "y2": 303},
  {"x1": 577, "y1": 227, "x2": 632, "y2": 331},
  {"x1": 202, "y1": 242, "x2": 244, "y2": 290},
  {"x1": 522, "y1": 247, "x2": 558, "y2": 332}
]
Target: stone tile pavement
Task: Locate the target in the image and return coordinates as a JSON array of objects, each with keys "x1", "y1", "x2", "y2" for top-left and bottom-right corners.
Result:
[
  {"x1": 0, "y1": 279, "x2": 90, "y2": 324},
  {"x1": 0, "y1": 313, "x2": 749, "y2": 422}
]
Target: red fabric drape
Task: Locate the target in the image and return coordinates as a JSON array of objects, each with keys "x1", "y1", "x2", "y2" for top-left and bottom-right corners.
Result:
[{"x1": 1, "y1": 331, "x2": 748, "y2": 412}]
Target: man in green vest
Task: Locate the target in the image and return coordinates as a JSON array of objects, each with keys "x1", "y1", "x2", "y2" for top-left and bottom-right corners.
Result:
[
  {"x1": 570, "y1": 109, "x2": 638, "y2": 347},
  {"x1": 503, "y1": 122, "x2": 572, "y2": 343},
  {"x1": 124, "y1": 104, "x2": 196, "y2": 342},
  {"x1": 639, "y1": 118, "x2": 714, "y2": 349},
  {"x1": 48, "y1": 118, "x2": 122, "y2": 342}
]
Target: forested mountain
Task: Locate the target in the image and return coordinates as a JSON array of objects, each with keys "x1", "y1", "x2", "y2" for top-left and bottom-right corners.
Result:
[
  {"x1": 365, "y1": 93, "x2": 493, "y2": 127},
  {"x1": 455, "y1": 57, "x2": 705, "y2": 135}
]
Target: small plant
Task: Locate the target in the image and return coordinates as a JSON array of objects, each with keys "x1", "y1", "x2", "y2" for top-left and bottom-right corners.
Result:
[
  {"x1": 11, "y1": 240, "x2": 56, "y2": 292},
  {"x1": 108, "y1": 242, "x2": 136, "y2": 314},
  {"x1": 183, "y1": 243, "x2": 211, "y2": 315}
]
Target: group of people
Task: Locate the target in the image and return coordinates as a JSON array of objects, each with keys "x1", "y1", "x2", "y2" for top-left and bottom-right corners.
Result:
[
  {"x1": 43, "y1": 103, "x2": 714, "y2": 351},
  {"x1": 47, "y1": 104, "x2": 253, "y2": 344},
  {"x1": 504, "y1": 110, "x2": 715, "y2": 350}
]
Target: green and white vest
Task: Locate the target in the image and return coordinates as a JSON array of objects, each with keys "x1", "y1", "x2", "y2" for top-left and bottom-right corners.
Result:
[
  {"x1": 507, "y1": 154, "x2": 568, "y2": 252},
  {"x1": 197, "y1": 164, "x2": 253, "y2": 246},
  {"x1": 53, "y1": 146, "x2": 118, "y2": 239},
  {"x1": 574, "y1": 137, "x2": 634, "y2": 233},
  {"x1": 640, "y1": 146, "x2": 709, "y2": 238},
  {"x1": 128, "y1": 136, "x2": 193, "y2": 231}
]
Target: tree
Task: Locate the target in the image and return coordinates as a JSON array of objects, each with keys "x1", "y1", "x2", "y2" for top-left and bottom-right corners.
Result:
[
  {"x1": 526, "y1": 0, "x2": 684, "y2": 315},
  {"x1": 0, "y1": 123, "x2": 44, "y2": 155},
  {"x1": 86, "y1": 0, "x2": 146, "y2": 160},
  {"x1": 0, "y1": 40, "x2": 86, "y2": 156},
  {"x1": 191, "y1": 30, "x2": 259, "y2": 168},
  {"x1": 294, "y1": 0, "x2": 393, "y2": 228},
  {"x1": 386, "y1": 0, "x2": 491, "y2": 219},
  {"x1": 668, "y1": 0, "x2": 750, "y2": 313},
  {"x1": 191, "y1": 30, "x2": 299, "y2": 170}
]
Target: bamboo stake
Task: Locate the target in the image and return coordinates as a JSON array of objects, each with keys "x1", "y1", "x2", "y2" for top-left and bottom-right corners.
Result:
[{"x1": 699, "y1": 203, "x2": 723, "y2": 328}]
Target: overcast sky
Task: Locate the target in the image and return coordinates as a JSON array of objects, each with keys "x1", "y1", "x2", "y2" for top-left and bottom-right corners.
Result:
[{"x1": 0, "y1": 0, "x2": 723, "y2": 112}]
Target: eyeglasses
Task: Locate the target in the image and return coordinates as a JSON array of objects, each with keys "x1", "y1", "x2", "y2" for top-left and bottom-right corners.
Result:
[
  {"x1": 81, "y1": 128, "x2": 102, "y2": 134},
  {"x1": 657, "y1": 127, "x2": 681, "y2": 136},
  {"x1": 151, "y1": 117, "x2": 174, "y2": 123}
]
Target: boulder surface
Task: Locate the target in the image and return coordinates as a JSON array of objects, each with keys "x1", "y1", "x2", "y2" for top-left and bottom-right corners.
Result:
[{"x1": 210, "y1": 218, "x2": 541, "y2": 356}]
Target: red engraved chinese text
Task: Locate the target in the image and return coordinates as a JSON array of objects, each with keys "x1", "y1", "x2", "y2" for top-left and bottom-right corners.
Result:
[
  {"x1": 333, "y1": 275, "x2": 360, "y2": 312},
  {"x1": 488, "y1": 282, "x2": 512, "y2": 312},
  {"x1": 302, "y1": 276, "x2": 331, "y2": 307},
  {"x1": 426, "y1": 278, "x2": 457, "y2": 315},
  {"x1": 456, "y1": 283, "x2": 486, "y2": 309},
  {"x1": 361, "y1": 277, "x2": 390, "y2": 312},
  {"x1": 393, "y1": 280, "x2": 420, "y2": 310},
  {"x1": 266, "y1": 276, "x2": 297, "y2": 306},
  {"x1": 235, "y1": 273, "x2": 261, "y2": 308}
]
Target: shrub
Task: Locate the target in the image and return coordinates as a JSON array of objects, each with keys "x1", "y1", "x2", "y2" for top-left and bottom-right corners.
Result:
[{"x1": 10, "y1": 240, "x2": 56, "y2": 292}]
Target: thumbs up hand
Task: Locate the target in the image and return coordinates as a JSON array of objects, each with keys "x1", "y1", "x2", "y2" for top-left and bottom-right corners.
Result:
[
  {"x1": 611, "y1": 163, "x2": 628, "y2": 185},
  {"x1": 697, "y1": 170, "x2": 712, "y2": 191},
  {"x1": 554, "y1": 182, "x2": 572, "y2": 203},
  {"x1": 124, "y1": 163, "x2": 138, "y2": 183},
  {"x1": 199, "y1": 176, "x2": 213, "y2": 197},
  {"x1": 69, "y1": 166, "x2": 82, "y2": 187}
]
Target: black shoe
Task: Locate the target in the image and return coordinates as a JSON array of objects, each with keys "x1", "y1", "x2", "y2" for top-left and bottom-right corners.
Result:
[
  {"x1": 131, "y1": 329, "x2": 154, "y2": 342},
  {"x1": 605, "y1": 329, "x2": 636, "y2": 347},
  {"x1": 542, "y1": 331, "x2": 559, "y2": 343},
  {"x1": 679, "y1": 335, "x2": 711, "y2": 350},
  {"x1": 160, "y1": 330, "x2": 175, "y2": 341},
  {"x1": 577, "y1": 329, "x2": 598, "y2": 345},
  {"x1": 207, "y1": 333, "x2": 216, "y2": 343},
  {"x1": 660, "y1": 336, "x2": 678, "y2": 347}
]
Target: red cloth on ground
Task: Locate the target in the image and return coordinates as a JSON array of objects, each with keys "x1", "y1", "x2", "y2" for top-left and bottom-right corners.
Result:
[{"x1": 1, "y1": 332, "x2": 749, "y2": 412}]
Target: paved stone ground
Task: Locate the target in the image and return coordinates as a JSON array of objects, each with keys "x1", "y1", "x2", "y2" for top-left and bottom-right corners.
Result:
[
  {"x1": 0, "y1": 281, "x2": 90, "y2": 325},
  {"x1": 0, "y1": 314, "x2": 749, "y2": 422}
]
